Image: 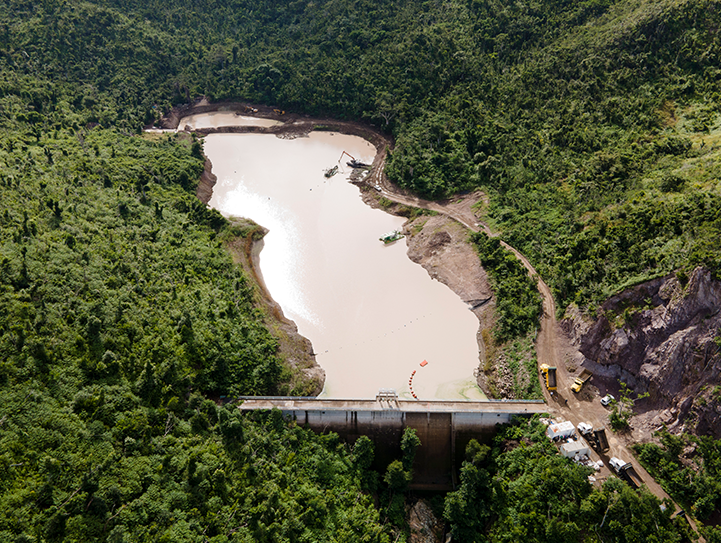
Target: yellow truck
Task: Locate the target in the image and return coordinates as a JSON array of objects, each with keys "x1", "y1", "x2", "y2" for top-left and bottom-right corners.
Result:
[
  {"x1": 539, "y1": 364, "x2": 557, "y2": 392},
  {"x1": 571, "y1": 369, "x2": 593, "y2": 393}
]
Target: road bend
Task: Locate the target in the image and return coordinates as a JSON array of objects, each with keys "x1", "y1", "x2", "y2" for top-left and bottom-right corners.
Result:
[{"x1": 368, "y1": 147, "x2": 699, "y2": 533}]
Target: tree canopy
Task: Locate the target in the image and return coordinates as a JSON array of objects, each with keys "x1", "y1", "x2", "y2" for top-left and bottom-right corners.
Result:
[{"x1": 1, "y1": 0, "x2": 721, "y2": 539}]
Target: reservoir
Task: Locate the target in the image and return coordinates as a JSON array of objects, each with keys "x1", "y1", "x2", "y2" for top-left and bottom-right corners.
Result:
[{"x1": 201, "y1": 127, "x2": 484, "y2": 400}]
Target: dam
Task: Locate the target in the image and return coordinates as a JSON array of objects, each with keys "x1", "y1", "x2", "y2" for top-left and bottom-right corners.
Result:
[{"x1": 238, "y1": 395, "x2": 547, "y2": 489}]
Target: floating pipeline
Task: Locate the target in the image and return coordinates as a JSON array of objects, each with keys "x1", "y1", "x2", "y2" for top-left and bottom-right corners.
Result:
[
  {"x1": 408, "y1": 363, "x2": 427, "y2": 400},
  {"x1": 409, "y1": 369, "x2": 418, "y2": 399}
]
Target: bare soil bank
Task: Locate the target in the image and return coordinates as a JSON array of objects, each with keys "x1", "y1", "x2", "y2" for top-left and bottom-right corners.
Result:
[
  {"x1": 164, "y1": 99, "x2": 495, "y2": 396},
  {"x1": 223, "y1": 220, "x2": 325, "y2": 396}
]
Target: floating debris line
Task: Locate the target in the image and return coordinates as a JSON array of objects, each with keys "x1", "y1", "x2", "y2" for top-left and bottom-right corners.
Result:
[{"x1": 314, "y1": 314, "x2": 431, "y2": 357}]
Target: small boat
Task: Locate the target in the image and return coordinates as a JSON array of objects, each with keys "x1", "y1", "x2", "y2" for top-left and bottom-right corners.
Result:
[
  {"x1": 324, "y1": 165, "x2": 338, "y2": 178},
  {"x1": 379, "y1": 229, "x2": 404, "y2": 244}
]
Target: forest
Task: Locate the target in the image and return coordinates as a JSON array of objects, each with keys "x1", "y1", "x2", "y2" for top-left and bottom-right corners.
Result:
[{"x1": 1, "y1": 0, "x2": 721, "y2": 540}]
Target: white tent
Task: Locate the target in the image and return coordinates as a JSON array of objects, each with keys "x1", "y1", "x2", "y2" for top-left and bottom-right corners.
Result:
[
  {"x1": 546, "y1": 420, "x2": 575, "y2": 440},
  {"x1": 561, "y1": 440, "x2": 590, "y2": 459}
]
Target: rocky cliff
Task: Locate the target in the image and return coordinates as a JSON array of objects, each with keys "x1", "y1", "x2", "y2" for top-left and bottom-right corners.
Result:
[{"x1": 562, "y1": 267, "x2": 721, "y2": 438}]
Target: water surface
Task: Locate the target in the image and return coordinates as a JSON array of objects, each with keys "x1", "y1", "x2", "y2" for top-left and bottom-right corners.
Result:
[
  {"x1": 205, "y1": 131, "x2": 484, "y2": 400},
  {"x1": 180, "y1": 112, "x2": 282, "y2": 130}
]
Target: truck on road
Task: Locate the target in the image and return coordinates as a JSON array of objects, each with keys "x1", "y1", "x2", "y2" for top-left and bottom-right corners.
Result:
[
  {"x1": 577, "y1": 423, "x2": 610, "y2": 453},
  {"x1": 593, "y1": 427, "x2": 610, "y2": 452},
  {"x1": 609, "y1": 457, "x2": 643, "y2": 489},
  {"x1": 540, "y1": 364, "x2": 557, "y2": 392},
  {"x1": 571, "y1": 368, "x2": 593, "y2": 393}
]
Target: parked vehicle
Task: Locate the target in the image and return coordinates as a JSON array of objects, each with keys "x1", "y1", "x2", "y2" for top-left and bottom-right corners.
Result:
[
  {"x1": 577, "y1": 422, "x2": 593, "y2": 436},
  {"x1": 609, "y1": 457, "x2": 643, "y2": 489},
  {"x1": 539, "y1": 364, "x2": 557, "y2": 392},
  {"x1": 571, "y1": 368, "x2": 593, "y2": 393},
  {"x1": 593, "y1": 427, "x2": 610, "y2": 452},
  {"x1": 601, "y1": 394, "x2": 615, "y2": 406}
]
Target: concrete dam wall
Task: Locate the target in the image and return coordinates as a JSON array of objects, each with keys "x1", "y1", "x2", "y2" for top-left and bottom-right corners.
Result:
[{"x1": 238, "y1": 397, "x2": 547, "y2": 489}]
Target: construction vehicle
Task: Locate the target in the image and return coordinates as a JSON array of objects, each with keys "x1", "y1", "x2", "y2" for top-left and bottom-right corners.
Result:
[
  {"x1": 593, "y1": 427, "x2": 609, "y2": 452},
  {"x1": 339, "y1": 150, "x2": 369, "y2": 169},
  {"x1": 571, "y1": 368, "x2": 593, "y2": 393},
  {"x1": 577, "y1": 422, "x2": 593, "y2": 437},
  {"x1": 273, "y1": 108, "x2": 285, "y2": 115},
  {"x1": 539, "y1": 364, "x2": 557, "y2": 391},
  {"x1": 609, "y1": 457, "x2": 643, "y2": 489},
  {"x1": 578, "y1": 423, "x2": 610, "y2": 453}
]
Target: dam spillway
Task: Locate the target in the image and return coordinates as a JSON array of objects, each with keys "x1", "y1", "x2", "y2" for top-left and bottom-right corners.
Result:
[{"x1": 238, "y1": 396, "x2": 547, "y2": 489}]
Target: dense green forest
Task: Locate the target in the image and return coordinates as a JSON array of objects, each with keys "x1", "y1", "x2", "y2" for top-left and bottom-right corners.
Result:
[
  {"x1": 635, "y1": 429, "x2": 721, "y2": 526},
  {"x1": 2, "y1": 0, "x2": 721, "y2": 540},
  {"x1": 3, "y1": 0, "x2": 720, "y2": 311}
]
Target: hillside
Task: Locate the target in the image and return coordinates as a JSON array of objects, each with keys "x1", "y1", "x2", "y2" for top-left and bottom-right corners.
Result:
[{"x1": 2, "y1": 0, "x2": 721, "y2": 540}]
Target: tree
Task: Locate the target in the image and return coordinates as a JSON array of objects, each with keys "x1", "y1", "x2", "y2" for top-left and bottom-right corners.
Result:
[
  {"x1": 352, "y1": 436, "x2": 378, "y2": 491},
  {"x1": 609, "y1": 381, "x2": 649, "y2": 431},
  {"x1": 383, "y1": 460, "x2": 411, "y2": 492},
  {"x1": 401, "y1": 427, "x2": 421, "y2": 471}
]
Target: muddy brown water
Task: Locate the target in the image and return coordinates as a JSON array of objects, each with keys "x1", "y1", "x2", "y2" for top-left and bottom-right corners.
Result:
[
  {"x1": 202, "y1": 128, "x2": 485, "y2": 400},
  {"x1": 181, "y1": 112, "x2": 282, "y2": 130}
]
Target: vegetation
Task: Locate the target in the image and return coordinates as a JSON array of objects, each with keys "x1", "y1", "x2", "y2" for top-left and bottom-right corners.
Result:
[
  {"x1": 472, "y1": 232, "x2": 543, "y2": 398},
  {"x1": 0, "y1": 103, "x2": 386, "y2": 541},
  {"x1": 0, "y1": 398, "x2": 390, "y2": 541},
  {"x1": 3, "y1": 0, "x2": 720, "y2": 314},
  {"x1": 472, "y1": 232, "x2": 542, "y2": 343},
  {"x1": 2, "y1": 0, "x2": 721, "y2": 538},
  {"x1": 609, "y1": 381, "x2": 650, "y2": 431},
  {"x1": 635, "y1": 430, "x2": 721, "y2": 540},
  {"x1": 444, "y1": 416, "x2": 700, "y2": 542}
]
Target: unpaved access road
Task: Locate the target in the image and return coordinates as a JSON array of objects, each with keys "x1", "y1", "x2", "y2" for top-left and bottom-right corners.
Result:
[
  {"x1": 367, "y1": 146, "x2": 695, "y2": 525},
  {"x1": 177, "y1": 102, "x2": 691, "y2": 528}
]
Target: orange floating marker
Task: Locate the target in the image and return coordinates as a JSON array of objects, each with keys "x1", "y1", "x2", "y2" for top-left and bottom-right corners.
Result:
[{"x1": 420, "y1": 360, "x2": 428, "y2": 367}]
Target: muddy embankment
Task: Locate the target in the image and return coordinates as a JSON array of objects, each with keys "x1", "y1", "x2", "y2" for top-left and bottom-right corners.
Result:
[
  {"x1": 563, "y1": 267, "x2": 721, "y2": 439},
  {"x1": 166, "y1": 98, "x2": 496, "y2": 397},
  {"x1": 192, "y1": 151, "x2": 325, "y2": 395}
]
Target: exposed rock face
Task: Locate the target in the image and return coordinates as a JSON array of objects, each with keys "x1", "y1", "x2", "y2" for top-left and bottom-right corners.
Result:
[
  {"x1": 196, "y1": 157, "x2": 217, "y2": 205},
  {"x1": 409, "y1": 499, "x2": 445, "y2": 543},
  {"x1": 562, "y1": 267, "x2": 721, "y2": 438}
]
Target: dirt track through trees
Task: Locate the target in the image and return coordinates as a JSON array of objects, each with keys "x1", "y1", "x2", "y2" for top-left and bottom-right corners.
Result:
[
  {"x1": 177, "y1": 103, "x2": 692, "y2": 530},
  {"x1": 369, "y1": 144, "x2": 695, "y2": 527}
]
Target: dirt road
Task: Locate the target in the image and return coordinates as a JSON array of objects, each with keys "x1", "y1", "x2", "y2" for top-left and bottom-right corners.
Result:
[
  {"x1": 176, "y1": 101, "x2": 690, "y2": 529},
  {"x1": 367, "y1": 144, "x2": 692, "y2": 523}
]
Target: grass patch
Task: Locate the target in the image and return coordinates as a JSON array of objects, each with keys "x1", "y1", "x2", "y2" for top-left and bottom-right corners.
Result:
[{"x1": 504, "y1": 334, "x2": 543, "y2": 400}]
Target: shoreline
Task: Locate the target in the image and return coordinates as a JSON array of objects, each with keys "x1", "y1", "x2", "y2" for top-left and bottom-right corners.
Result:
[{"x1": 161, "y1": 100, "x2": 492, "y2": 398}]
